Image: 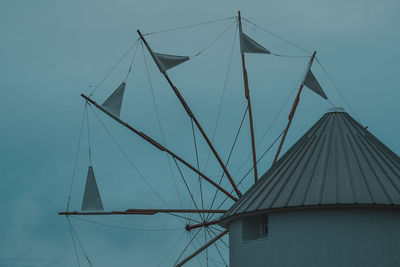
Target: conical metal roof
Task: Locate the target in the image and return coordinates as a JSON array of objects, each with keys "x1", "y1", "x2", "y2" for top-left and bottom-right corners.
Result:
[{"x1": 222, "y1": 108, "x2": 400, "y2": 225}]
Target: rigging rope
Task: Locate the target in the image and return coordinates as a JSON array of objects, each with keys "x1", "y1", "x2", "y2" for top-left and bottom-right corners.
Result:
[
  {"x1": 190, "y1": 231, "x2": 227, "y2": 267},
  {"x1": 242, "y1": 17, "x2": 313, "y2": 56},
  {"x1": 172, "y1": 157, "x2": 203, "y2": 222},
  {"x1": 207, "y1": 227, "x2": 229, "y2": 249},
  {"x1": 239, "y1": 20, "x2": 310, "y2": 57},
  {"x1": 206, "y1": 228, "x2": 228, "y2": 267},
  {"x1": 190, "y1": 20, "x2": 237, "y2": 58},
  {"x1": 208, "y1": 225, "x2": 224, "y2": 233},
  {"x1": 70, "y1": 216, "x2": 182, "y2": 232},
  {"x1": 214, "y1": 129, "x2": 286, "y2": 212},
  {"x1": 123, "y1": 42, "x2": 140, "y2": 82},
  {"x1": 142, "y1": 16, "x2": 236, "y2": 36},
  {"x1": 174, "y1": 228, "x2": 202, "y2": 266},
  {"x1": 89, "y1": 105, "x2": 170, "y2": 208},
  {"x1": 141, "y1": 42, "x2": 185, "y2": 212},
  {"x1": 206, "y1": 106, "x2": 248, "y2": 221},
  {"x1": 86, "y1": 107, "x2": 93, "y2": 166},
  {"x1": 230, "y1": 68, "x2": 306, "y2": 181},
  {"x1": 67, "y1": 217, "x2": 93, "y2": 267},
  {"x1": 67, "y1": 217, "x2": 81, "y2": 267},
  {"x1": 157, "y1": 230, "x2": 187, "y2": 267},
  {"x1": 190, "y1": 118, "x2": 206, "y2": 222},
  {"x1": 89, "y1": 39, "x2": 140, "y2": 96},
  {"x1": 256, "y1": 129, "x2": 285, "y2": 165},
  {"x1": 270, "y1": 53, "x2": 310, "y2": 58},
  {"x1": 188, "y1": 232, "x2": 205, "y2": 266},
  {"x1": 204, "y1": 228, "x2": 209, "y2": 267},
  {"x1": 203, "y1": 21, "x2": 238, "y2": 172},
  {"x1": 66, "y1": 104, "x2": 87, "y2": 212},
  {"x1": 167, "y1": 212, "x2": 202, "y2": 224},
  {"x1": 315, "y1": 57, "x2": 363, "y2": 124},
  {"x1": 192, "y1": 244, "x2": 224, "y2": 267}
]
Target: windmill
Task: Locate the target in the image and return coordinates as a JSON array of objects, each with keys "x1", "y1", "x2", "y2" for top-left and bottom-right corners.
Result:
[{"x1": 59, "y1": 11, "x2": 341, "y2": 266}]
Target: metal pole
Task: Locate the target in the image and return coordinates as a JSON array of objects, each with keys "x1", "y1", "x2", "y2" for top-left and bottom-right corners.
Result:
[
  {"x1": 137, "y1": 30, "x2": 242, "y2": 198},
  {"x1": 238, "y1": 11, "x2": 258, "y2": 184},
  {"x1": 176, "y1": 230, "x2": 229, "y2": 266},
  {"x1": 272, "y1": 51, "x2": 317, "y2": 165},
  {"x1": 59, "y1": 209, "x2": 227, "y2": 216},
  {"x1": 185, "y1": 220, "x2": 220, "y2": 231},
  {"x1": 81, "y1": 94, "x2": 237, "y2": 201}
]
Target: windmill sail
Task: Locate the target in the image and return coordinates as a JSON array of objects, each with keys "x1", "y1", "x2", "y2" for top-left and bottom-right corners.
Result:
[
  {"x1": 139, "y1": 31, "x2": 189, "y2": 73},
  {"x1": 303, "y1": 70, "x2": 327, "y2": 99},
  {"x1": 101, "y1": 82, "x2": 126, "y2": 117},
  {"x1": 81, "y1": 166, "x2": 104, "y2": 211},
  {"x1": 153, "y1": 53, "x2": 189, "y2": 72},
  {"x1": 240, "y1": 32, "x2": 271, "y2": 54}
]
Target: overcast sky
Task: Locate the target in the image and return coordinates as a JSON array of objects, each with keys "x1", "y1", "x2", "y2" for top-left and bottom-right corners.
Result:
[{"x1": 1, "y1": 0, "x2": 399, "y2": 266}]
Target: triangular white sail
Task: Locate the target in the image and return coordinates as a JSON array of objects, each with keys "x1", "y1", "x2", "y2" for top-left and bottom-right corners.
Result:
[
  {"x1": 101, "y1": 82, "x2": 126, "y2": 117},
  {"x1": 240, "y1": 32, "x2": 271, "y2": 54},
  {"x1": 153, "y1": 53, "x2": 189, "y2": 72},
  {"x1": 303, "y1": 70, "x2": 328, "y2": 99},
  {"x1": 81, "y1": 166, "x2": 104, "y2": 211}
]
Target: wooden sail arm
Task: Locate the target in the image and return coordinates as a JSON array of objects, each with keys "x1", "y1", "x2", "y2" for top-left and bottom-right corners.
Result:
[
  {"x1": 81, "y1": 94, "x2": 237, "y2": 201},
  {"x1": 272, "y1": 51, "x2": 317, "y2": 165},
  {"x1": 185, "y1": 219, "x2": 220, "y2": 231},
  {"x1": 176, "y1": 230, "x2": 229, "y2": 267},
  {"x1": 238, "y1": 11, "x2": 258, "y2": 184},
  {"x1": 137, "y1": 30, "x2": 242, "y2": 198},
  {"x1": 58, "y1": 209, "x2": 227, "y2": 216}
]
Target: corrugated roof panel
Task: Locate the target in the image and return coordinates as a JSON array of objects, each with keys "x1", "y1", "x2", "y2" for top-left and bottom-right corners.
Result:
[
  {"x1": 336, "y1": 130, "x2": 355, "y2": 204},
  {"x1": 285, "y1": 136, "x2": 323, "y2": 206},
  {"x1": 222, "y1": 108, "x2": 400, "y2": 224},
  {"x1": 270, "y1": 138, "x2": 315, "y2": 208},
  {"x1": 363, "y1": 138, "x2": 400, "y2": 204},
  {"x1": 276, "y1": 136, "x2": 320, "y2": 208}
]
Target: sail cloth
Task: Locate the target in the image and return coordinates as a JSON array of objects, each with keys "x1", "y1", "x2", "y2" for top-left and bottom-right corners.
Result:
[
  {"x1": 153, "y1": 53, "x2": 189, "y2": 72},
  {"x1": 240, "y1": 32, "x2": 271, "y2": 54},
  {"x1": 238, "y1": 21, "x2": 270, "y2": 54},
  {"x1": 101, "y1": 82, "x2": 126, "y2": 117},
  {"x1": 303, "y1": 70, "x2": 328, "y2": 99},
  {"x1": 81, "y1": 166, "x2": 104, "y2": 211},
  {"x1": 140, "y1": 37, "x2": 189, "y2": 73}
]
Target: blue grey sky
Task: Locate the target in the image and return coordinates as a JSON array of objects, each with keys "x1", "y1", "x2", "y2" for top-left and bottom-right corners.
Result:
[{"x1": 1, "y1": 0, "x2": 399, "y2": 266}]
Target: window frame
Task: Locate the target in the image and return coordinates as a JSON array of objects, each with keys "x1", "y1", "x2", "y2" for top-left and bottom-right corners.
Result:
[{"x1": 242, "y1": 214, "x2": 269, "y2": 242}]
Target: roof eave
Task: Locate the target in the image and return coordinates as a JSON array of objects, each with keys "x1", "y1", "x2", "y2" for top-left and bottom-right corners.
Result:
[{"x1": 219, "y1": 203, "x2": 400, "y2": 228}]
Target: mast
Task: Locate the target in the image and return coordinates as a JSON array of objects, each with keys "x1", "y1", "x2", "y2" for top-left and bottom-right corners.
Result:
[
  {"x1": 272, "y1": 51, "x2": 317, "y2": 165},
  {"x1": 238, "y1": 11, "x2": 258, "y2": 184},
  {"x1": 81, "y1": 94, "x2": 238, "y2": 201},
  {"x1": 137, "y1": 30, "x2": 242, "y2": 198},
  {"x1": 59, "y1": 209, "x2": 226, "y2": 216}
]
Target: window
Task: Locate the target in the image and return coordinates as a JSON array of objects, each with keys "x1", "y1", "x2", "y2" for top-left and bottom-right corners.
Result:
[
  {"x1": 263, "y1": 215, "x2": 269, "y2": 236},
  {"x1": 242, "y1": 214, "x2": 269, "y2": 241}
]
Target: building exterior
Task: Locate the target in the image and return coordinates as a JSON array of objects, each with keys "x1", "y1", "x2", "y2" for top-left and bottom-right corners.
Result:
[{"x1": 220, "y1": 107, "x2": 400, "y2": 267}]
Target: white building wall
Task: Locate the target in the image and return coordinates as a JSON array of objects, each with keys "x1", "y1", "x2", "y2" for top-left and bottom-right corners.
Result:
[{"x1": 228, "y1": 208, "x2": 400, "y2": 267}]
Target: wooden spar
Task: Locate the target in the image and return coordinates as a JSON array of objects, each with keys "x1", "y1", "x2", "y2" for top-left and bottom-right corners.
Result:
[
  {"x1": 137, "y1": 30, "x2": 242, "y2": 198},
  {"x1": 237, "y1": 11, "x2": 258, "y2": 184},
  {"x1": 185, "y1": 220, "x2": 220, "y2": 231},
  {"x1": 81, "y1": 94, "x2": 237, "y2": 201},
  {"x1": 176, "y1": 230, "x2": 229, "y2": 267},
  {"x1": 58, "y1": 209, "x2": 227, "y2": 216},
  {"x1": 272, "y1": 51, "x2": 317, "y2": 165}
]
